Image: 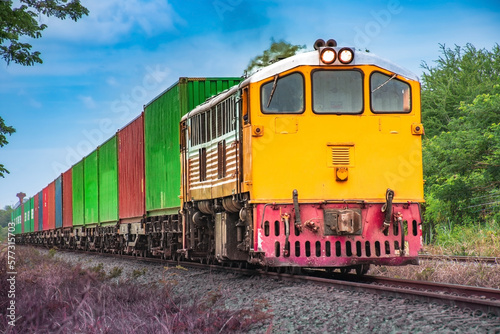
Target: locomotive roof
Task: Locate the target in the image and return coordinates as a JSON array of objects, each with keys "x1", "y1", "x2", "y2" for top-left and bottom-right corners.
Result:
[
  {"x1": 246, "y1": 49, "x2": 419, "y2": 83},
  {"x1": 182, "y1": 49, "x2": 418, "y2": 121}
]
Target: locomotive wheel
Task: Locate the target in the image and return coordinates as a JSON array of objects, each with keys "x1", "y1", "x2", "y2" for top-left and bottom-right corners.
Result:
[
  {"x1": 355, "y1": 264, "x2": 370, "y2": 276},
  {"x1": 340, "y1": 267, "x2": 351, "y2": 274}
]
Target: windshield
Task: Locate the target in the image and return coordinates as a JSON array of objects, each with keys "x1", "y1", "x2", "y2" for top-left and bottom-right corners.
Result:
[
  {"x1": 312, "y1": 70, "x2": 363, "y2": 114},
  {"x1": 261, "y1": 72, "x2": 304, "y2": 114},
  {"x1": 370, "y1": 72, "x2": 411, "y2": 113}
]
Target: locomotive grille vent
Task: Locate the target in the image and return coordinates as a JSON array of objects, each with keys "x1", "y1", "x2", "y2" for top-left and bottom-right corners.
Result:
[{"x1": 331, "y1": 147, "x2": 350, "y2": 165}]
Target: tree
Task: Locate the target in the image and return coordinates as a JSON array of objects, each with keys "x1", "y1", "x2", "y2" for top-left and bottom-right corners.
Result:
[
  {"x1": 0, "y1": 0, "x2": 89, "y2": 66},
  {"x1": 421, "y1": 43, "x2": 500, "y2": 236},
  {"x1": 1, "y1": 1, "x2": 88, "y2": 174},
  {"x1": 245, "y1": 38, "x2": 306, "y2": 75},
  {"x1": 0, "y1": 116, "x2": 15, "y2": 177},
  {"x1": 0, "y1": 205, "x2": 14, "y2": 228},
  {"x1": 421, "y1": 43, "x2": 500, "y2": 137}
]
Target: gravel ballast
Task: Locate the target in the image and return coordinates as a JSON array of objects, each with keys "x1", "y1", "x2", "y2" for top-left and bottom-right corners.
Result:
[{"x1": 46, "y1": 249, "x2": 500, "y2": 333}]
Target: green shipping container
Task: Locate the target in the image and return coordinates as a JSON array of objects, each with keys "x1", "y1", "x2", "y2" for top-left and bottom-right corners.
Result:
[
  {"x1": 14, "y1": 205, "x2": 21, "y2": 234},
  {"x1": 10, "y1": 210, "x2": 14, "y2": 235},
  {"x1": 23, "y1": 198, "x2": 32, "y2": 233},
  {"x1": 84, "y1": 150, "x2": 99, "y2": 225},
  {"x1": 72, "y1": 160, "x2": 85, "y2": 226},
  {"x1": 144, "y1": 77, "x2": 242, "y2": 215},
  {"x1": 28, "y1": 197, "x2": 34, "y2": 232},
  {"x1": 99, "y1": 136, "x2": 118, "y2": 224}
]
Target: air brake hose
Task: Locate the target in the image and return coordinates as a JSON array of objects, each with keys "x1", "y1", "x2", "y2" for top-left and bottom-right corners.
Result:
[
  {"x1": 293, "y1": 189, "x2": 301, "y2": 227},
  {"x1": 399, "y1": 218, "x2": 405, "y2": 256},
  {"x1": 283, "y1": 213, "x2": 290, "y2": 256},
  {"x1": 382, "y1": 189, "x2": 394, "y2": 230}
]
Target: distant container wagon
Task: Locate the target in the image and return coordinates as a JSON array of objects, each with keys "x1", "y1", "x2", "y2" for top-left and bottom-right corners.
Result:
[
  {"x1": 23, "y1": 197, "x2": 32, "y2": 233},
  {"x1": 37, "y1": 190, "x2": 43, "y2": 232},
  {"x1": 98, "y1": 135, "x2": 119, "y2": 225},
  {"x1": 118, "y1": 114, "x2": 145, "y2": 222},
  {"x1": 34, "y1": 193, "x2": 39, "y2": 232},
  {"x1": 84, "y1": 150, "x2": 99, "y2": 226},
  {"x1": 29, "y1": 197, "x2": 35, "y2": 233},
  {"x1": 47, "y1": 181, "x2": 56, "y2": 231},
  {"x1": 24, "y1": 196, "x2": 34, "y2": 243},
  {"x1": 62, "y1": 168, "x2": 73, "y2": 228},
  {"x1": 13, "y1": 205, "x2": 21, "y2": 235},
  {"x1": 55, "y1": 175, "x2": 63, "y2": 229},
  {"x1": 62, "y1": 168, "x2": 73, "y2": 245},
  {"x1": 72, "y1": 160, "x2": 85, "y2": 228}
]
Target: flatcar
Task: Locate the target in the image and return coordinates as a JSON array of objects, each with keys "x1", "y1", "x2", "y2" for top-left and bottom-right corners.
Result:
[{"x1": 13, "y1": 39, "x2": 424, "y2": 274}]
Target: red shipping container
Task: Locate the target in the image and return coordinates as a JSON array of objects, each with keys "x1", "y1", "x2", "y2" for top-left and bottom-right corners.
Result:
[
  {"x1": 62, "y1": 169, "x2": 73, "y2": 227},
  {"x1": 43, "y1": 182, "x2": 56, "y2": 231},
  {"x1": 118, "y1": 113, "x2": 146, "y2": 220},
  {"x1": 34, "y1": 193, "x2": 39, "y2": 232},
  {"x1": 42, "y1": 186, "x2": 48, "y2": 231},
  {"x1": 48, "y1": 181, "x2": 56, "y2": 230}
]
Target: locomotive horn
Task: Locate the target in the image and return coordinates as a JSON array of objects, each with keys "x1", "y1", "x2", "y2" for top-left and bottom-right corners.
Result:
[
  {"x1": 314, "y1": 39, "x2": 325, "y2": 50},
  {"x1": 326, "y1": 39, "x2": 337, "y2": 47}
]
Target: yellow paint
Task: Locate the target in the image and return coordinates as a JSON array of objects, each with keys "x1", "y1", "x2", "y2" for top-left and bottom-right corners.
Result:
[{"x1": 242, "y1": 65, "x2": 424, "y2": 203}]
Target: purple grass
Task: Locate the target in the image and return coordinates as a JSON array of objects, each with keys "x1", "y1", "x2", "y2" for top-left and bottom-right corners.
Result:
[{"x1": 0, "y1": 247, "x2": 271, "y2": 333}]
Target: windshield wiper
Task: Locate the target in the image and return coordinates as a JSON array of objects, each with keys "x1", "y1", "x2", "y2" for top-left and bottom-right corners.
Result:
[
  {"x1": 266, "y1": 74, "x2": 279, "y2": 108},
  {"x1": 371, "y1": 74, "x2": 397, "y2": 93}
]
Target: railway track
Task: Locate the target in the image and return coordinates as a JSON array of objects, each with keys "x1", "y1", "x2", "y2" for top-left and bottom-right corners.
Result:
[
  {"x1": 54, "y1": 248, "x2": 500, "y2": 317},
  {"x1": 419, "y1": 254, "x2": 500, "y2": 264}
]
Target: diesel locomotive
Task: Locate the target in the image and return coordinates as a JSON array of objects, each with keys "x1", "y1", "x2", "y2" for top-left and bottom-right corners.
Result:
[{"x1": 12, "y1": 39, "x2": 424, "y2": 274}]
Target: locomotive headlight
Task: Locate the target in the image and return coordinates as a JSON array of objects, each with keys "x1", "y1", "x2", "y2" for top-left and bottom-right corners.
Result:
[
  {"x1": 338, "y1": 48, "x2": 354, "y2": 64},
  {"x1": 320, "y1": 48, "x2": 336, "y2": 64}
]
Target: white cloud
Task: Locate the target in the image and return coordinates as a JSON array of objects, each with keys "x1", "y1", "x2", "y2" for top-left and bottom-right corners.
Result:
[
  {"x1": 41, "y1": 0, "x2": 182, "y2": 44},
  {"x1": 106, "y1": 77, "x2": 118, "y2": 86},
  {"x1": 79, "y1": 95, "x2": 97, "y2": 109},
  {"x1": 28, "y1": 98, "x2": 43, "y2": 109}
]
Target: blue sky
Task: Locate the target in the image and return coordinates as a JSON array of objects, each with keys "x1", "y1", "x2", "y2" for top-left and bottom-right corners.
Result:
[{"x1": 1, "y1": 0, "x2": 499, "y2": 208}]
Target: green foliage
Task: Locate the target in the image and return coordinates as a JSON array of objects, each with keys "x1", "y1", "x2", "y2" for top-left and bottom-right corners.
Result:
[
  {"x1": 432, "y1": 221, "x2": 500, "y2": 256},
  {"x1": 421, "y1": 44, "x2": 500, "y2": 137},
  {"x1": 108, "y1": 266, "x2": 123, "y2": 279},
  {"x1": 0, "y1": 0, "x2": 89, "y2": 66},
  {"x1": 245, "y1": 38, "x2": 306, "y2": 75},
  {"x1": 0, "y1": 225, "x2": 8, "y2": 241},
  {"x1": 48, "y1": 248, "x2": 57, "y2": 257},
  {"x1": 131, "y1": 268, "x2": 147, "y2": 279},
  {"x1": 89, "y1": 262, "x2": 107, "y2": 280},
  {"x1": 0, "y1": 117, "x2": 16, "y2": 177},
  {"x1": 422, "y1": 43, "x2": 500, "y2": 243},
  {"x1": 0, "y1": 205, "x2": 14, "y2": 227}
]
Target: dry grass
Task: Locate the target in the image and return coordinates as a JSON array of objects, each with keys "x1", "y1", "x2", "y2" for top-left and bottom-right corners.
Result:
[
  {"x1": 368, "y1": 223, "x2": 500, "y2": 289},
  {"x1": 370, "y1": 259, "x2": 500, "y2": 289},
  {"x1": 0, "y1": 247, "x2": 271, "y2": 333}
]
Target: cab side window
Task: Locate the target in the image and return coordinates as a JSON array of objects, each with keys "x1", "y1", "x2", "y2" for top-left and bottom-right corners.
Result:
[
  {"x1": 261, "y1": 72, "x2": 304, "y2": 114},
  {"x1": 370, "y1": 72, "x2": 411, "y2": 113}
]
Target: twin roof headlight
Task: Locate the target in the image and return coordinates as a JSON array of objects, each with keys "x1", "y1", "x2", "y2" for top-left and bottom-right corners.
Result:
[
  {"x1": 338, "y1": 48, "x2": 354, "y2": 64},
  {"x1": 320, "y1": 48, "x2": 336, "y2": 64},
  {"x1": 320, "y1": 47, "x2": 354, "y2": 65},
  {"x1": 315, "y1": 39, "x2": 354, "y2": 65}
]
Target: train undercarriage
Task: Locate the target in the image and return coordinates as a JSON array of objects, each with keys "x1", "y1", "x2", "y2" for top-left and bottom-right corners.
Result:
[{"x1": 16, "y1": 190, "x2": 422, "y2": 276}]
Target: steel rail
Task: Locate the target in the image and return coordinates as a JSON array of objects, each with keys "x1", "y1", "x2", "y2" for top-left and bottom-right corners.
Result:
[{"x1": 419, "y1": 254, "x2": 500, "y2": 264}]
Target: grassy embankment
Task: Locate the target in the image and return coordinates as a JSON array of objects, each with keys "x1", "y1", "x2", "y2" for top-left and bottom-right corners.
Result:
[
  {"x1": 0, "y1": 247, "x2": 271, "y2": 333},
  {"x1": 371, "y1": 222, "x2": 500, "y2": 288}
]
